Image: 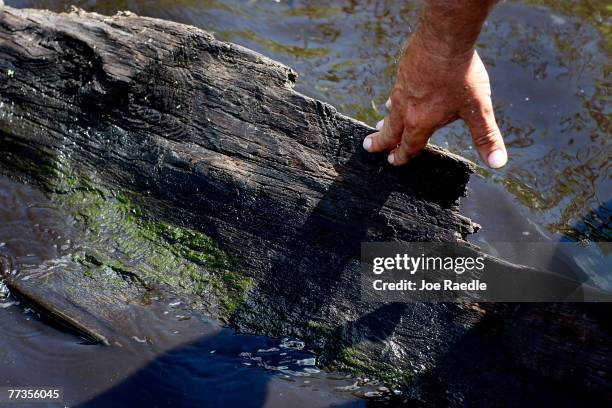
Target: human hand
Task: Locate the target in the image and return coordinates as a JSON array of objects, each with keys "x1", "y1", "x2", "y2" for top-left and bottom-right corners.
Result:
[{"x1": 363, "y1": 34, "x2": 507, "y2": 169}]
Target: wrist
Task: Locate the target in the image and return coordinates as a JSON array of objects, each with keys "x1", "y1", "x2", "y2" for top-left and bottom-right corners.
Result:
[
  {"x1": 410, "y1": 29, "x2": 476, "y2": 63},
  {"x1": 397, "y1": 32, "x2": 475, "y2": 83}
]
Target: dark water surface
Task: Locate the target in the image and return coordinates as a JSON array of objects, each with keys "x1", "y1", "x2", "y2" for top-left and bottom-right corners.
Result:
[{"x1": 1, "y1": 0, "x2": 611, "y2": 406}]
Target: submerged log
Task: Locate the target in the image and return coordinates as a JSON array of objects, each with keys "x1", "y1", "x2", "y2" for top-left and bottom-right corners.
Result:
[{"x1": 0, "y1": 6, "x2": 610, "y2": 405}]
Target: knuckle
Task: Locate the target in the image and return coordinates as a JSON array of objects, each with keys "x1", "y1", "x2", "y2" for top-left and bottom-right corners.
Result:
[
  {"x1": 395, "y1": 150, "x2": 410, "y2": 165},
  {"x1": 375, "y1": 132, "x2": 400, "y2": 150},
  {"x1": 472, "y1": 127, "x2": 499, "y2": 148},
  {"x1": 472, "y1": 95, "x2": 495, "y2": 116},
  {"x1": 390, "y1": 89, "x2": 403, "y2": 106},
  {"x1": 403, "y1": 115, "x2": 419, "y2": 129},
  {"x1": 379, "y1": 127, "x2": 400, "y2": 143},
  {"x1": 480, "y1": 102, "x2": 494, "y2": 117},
  {"x1": 399, "y1": 137, "x2": 426, "y2": 160}
]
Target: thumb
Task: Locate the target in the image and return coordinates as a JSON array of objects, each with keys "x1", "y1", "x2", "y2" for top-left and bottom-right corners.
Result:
[{"x1": 464, "y1": 99, "x2": 507, "y2": 169}]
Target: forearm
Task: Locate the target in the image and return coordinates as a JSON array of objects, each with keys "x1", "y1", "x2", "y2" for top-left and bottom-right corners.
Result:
[{"x1": 412, "y1": 0, "x2": 499, "y2": 59}]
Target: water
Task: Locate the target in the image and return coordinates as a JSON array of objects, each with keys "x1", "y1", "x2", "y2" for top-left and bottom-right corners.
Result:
[{"x1": 1, "y1": 0, "x2": 611, "y2": 406}]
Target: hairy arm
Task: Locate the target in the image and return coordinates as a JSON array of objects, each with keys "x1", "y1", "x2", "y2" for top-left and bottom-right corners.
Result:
[{"x1": 363, "y1": 0, "x2": 507, "y2": 169}]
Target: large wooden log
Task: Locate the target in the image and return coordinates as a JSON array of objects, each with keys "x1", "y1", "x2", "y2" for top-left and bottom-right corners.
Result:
[{"x1": 0, "y1": 6, "x2": 610, "y2": 405}]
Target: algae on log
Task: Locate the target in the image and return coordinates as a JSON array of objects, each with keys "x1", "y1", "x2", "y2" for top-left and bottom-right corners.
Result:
[{"x1": 0, "y1": 6, "x2": 611, "y2": 405}]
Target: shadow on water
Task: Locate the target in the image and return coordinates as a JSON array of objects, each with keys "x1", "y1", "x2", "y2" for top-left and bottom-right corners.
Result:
[
  {"x1": 77, "y1": 327, "x2": 377, "y2": 408},
  {"x1": 78, "y1": 332, "x2": 268, "y2": 408}
]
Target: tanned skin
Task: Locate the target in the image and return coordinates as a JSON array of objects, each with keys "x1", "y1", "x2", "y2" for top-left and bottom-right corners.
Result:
[{"x1": 363, "y1": 0, "x2": 507, "y2": 169}]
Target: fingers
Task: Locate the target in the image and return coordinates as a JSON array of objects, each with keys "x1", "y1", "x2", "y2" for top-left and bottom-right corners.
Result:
[
  {"x1": 388, "y1": 127, "x2": 429, "y2": 166},
  {"x1": 363, "y1": 97, "x2": 429, "y2": 166},
  {"x1": 464, "y1": 98, "x2": 507, "y2": 169},
  {"x1": 363, "y1": 99, "x2": 403, "y2": 153}
]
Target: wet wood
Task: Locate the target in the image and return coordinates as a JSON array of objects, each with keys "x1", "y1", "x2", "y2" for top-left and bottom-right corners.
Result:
[{"x1": 0, "y1": 6, "x2": 610, "y2": 405}]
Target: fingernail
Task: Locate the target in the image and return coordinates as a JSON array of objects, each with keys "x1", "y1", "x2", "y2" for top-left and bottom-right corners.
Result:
[
  {"x1": 487, "y1": 149, "x2": 507, "y2": 169},
  {"x1": 387, "y1": 152, "x2": 394, "y2": 164},
  {"x1": 376, "y1": 119, "x2": 384, "y2": 130},
  {"x1": 385, "y1": 99, "x2": 391, "y2": 109},
  {"x1": 363, "y1": 136, "x2": 373, "y2": 151}
]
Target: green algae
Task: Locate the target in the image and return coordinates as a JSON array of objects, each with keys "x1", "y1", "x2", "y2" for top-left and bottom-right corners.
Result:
[
  {"x1": 305, "y1": 319, "x2": 336, "y2": 337},
  {"x1": 40, "y1": 161, "x2": 252, "y2": 318},
  {"x1": 303, "y1": 320, "x2": 412, "y2": 385},
  {"x1": 333, "y1": 346, "x2": 413, "y2": 385}
]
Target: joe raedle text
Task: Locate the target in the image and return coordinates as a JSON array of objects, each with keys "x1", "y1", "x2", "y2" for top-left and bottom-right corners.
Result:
[
  {"x1": 370, "y1": 253, "x2": 487, "y2": 293},
  {"x1": 373, "y1": 279, "x2": 487, "y2": 292}
]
